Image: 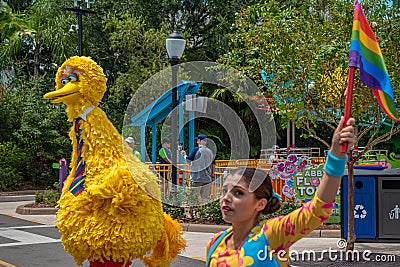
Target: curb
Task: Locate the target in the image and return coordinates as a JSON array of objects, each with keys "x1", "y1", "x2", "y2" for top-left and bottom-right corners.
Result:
[
  {"x1": 179, "y1": 222, "x2": 341, "y2": 237},
  {"x1": 0, "y1": 195, "x2": 35, "y2": 202},
  {"x1": 180, "y1": 223, "x2": 229, "y2": 233},
  {"x1": 16, "y1": 203, "x2": 58, "y2": 215},
  {"x1": 11, "y1": 201, "x2": 341, "y2": 238},
  {"x1": 0, "y1": 190, "x2": 44, "y2": 196},
  {"x1": 307, "y1": 229, "x2": 341, "y2": 238}
]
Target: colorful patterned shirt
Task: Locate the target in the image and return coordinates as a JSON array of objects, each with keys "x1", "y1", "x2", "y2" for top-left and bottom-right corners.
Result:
[{"x1": 206, "y1": 196, "x2": 334, "y2": 266}]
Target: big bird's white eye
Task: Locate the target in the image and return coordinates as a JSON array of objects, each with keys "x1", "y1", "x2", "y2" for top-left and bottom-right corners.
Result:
[
  {"x1": 69, "y1": 73, "x2": 78, "y2": 82},
  {"x1": 61, "y1": 77, "x2": 70, "y2": 85}
]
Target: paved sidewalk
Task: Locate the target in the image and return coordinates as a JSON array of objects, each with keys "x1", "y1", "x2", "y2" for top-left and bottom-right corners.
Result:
[{"x1": 1, "y1": 192, "x2": 400, "y2": 266}]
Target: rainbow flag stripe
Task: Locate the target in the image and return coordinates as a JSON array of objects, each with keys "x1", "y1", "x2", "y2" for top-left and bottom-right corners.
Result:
[{"x1": 349, "y1": 0, "x2": 398, "y2": 121}]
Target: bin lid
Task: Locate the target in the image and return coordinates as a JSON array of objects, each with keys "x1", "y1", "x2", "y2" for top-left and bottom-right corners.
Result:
[{"x1": 345, "y1": 168, "x2": 400, "y2": 176}]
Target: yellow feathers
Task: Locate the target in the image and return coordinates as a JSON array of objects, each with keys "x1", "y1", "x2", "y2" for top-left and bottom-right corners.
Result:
[
  {"x1": 45, "y1": 56, "x2": 107, "y2": 121},
  {"x1": 44, "y1": 56, "x2": 185, "y2": 266},
  {"x1": 143, "y1": 214, "x2": 187, "y2": 267}
]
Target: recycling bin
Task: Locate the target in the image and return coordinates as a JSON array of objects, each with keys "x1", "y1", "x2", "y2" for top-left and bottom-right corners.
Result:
[
  {"x1": 378, "y1": 176, "x2": 400, "y2": 239},
  {"x1": 341, "y1": 175, "x2": 376, "y2": 239}
]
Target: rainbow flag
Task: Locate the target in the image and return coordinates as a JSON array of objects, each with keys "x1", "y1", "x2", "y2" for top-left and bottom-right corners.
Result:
[{"x1": 349, "y1": 0, "x2": 399, "y2": 121}]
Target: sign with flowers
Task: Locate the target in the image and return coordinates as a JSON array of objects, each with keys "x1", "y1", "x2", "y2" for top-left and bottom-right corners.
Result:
[{"x1": 270, "y1": 154, "x2": 340, "y2": 223}]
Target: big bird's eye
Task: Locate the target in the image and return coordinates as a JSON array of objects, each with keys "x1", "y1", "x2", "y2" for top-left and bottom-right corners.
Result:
[
  {"x1": 68, "y1": 73, "x2": 78, "y2": 82},
  {"x1": 61, "y1": 77, "x2": 70, "y2": 85}
]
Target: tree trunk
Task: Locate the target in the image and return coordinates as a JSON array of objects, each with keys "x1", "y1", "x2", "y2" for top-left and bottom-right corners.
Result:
[
  {"x1": 346, "y1": 160, "x2": 356, "y2": 260},
  {"x1": 34, "y1": 40, "x2": 40, "y2": 80}
]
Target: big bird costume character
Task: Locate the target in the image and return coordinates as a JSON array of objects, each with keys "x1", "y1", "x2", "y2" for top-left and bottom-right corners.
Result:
[{"x1": 44, "y1": 56, "x2": 186, "y2": 267}]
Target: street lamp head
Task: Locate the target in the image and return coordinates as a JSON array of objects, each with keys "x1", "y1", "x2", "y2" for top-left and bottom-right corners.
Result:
[
  {"x1": 73, "y1": 0, "x2": 81, "y2": 8},
  {"x1": 73, "y1": 0, "x2": 95, "y2": 9},
  {"x1": 85, "y1": 0, "x2": 95, "y2": 9},
  {"x1": 166, "y1": 31, "x2": 186, "y2": 64}
]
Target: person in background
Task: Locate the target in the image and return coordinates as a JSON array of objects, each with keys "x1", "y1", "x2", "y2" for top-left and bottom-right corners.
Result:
[
  {"x1": 182, "y1": 134, "x2": 216, "y2": 202},
  {"x1": 125, "y1": 137, "x2": 142, "y2": 161},
  {"x1": 206, "y1": 117, "x2": 356, "y2": 266},
  {"x1": 158, "y1": 138, "x2": 172, "y2": 192}
]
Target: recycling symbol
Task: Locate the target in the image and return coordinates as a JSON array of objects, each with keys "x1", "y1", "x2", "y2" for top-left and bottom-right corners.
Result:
[{"x1": 354, "y1": 204, "x2": 367, "y2": 219}]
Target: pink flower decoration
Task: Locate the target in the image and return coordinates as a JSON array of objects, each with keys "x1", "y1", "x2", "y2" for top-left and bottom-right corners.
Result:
[
  {"x1": 275, "y1": 244, "x2": 285, "y2": 253},
  {"x1": 297, "y1": 161, "x2": 306, "y2": 172},
  {"x1": 218, "y1": 248, "x2": 230, "y2": 257},
  {"x1": 322, "y1": 203, "x2": 334, "y2": 209},
  {"x1": 216, "y1": 260, "x2": 230, "y2": 267},
  {"x1": 277, "y1": 163, "x2": 285, "y2": 172},
  {"x1": 309, "y1": 177, "x2": 320, "y2": 186},
  {"x1": 300, "y1": 228, "x2": 310, "y2": 235},
  {"x1": 283, "y1": 218, "x2": 295, "y2": 236},
  {"x1": 298, "y1": 203, "x2": 311, "y2": 215},
  {"x1": 287, "y1": 154, "x2": 297, "y2": 163}
]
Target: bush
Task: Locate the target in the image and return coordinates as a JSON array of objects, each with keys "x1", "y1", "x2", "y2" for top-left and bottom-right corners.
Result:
[
  {"x1": 163, "y1": 204, "x2": 184, "y2": 220},
  {"x1": 164, "y1": 200, "x2": 302, "y2": 225},
  {"x1": 0, "y1": 76, "x2": 71, "y2": 189},
  {"x1": 192, "y1": 200, "x2": 225, "y2": 224},
  {"x1": 35, "y1": 192, "x2": 44, "y2": 203},
  {"x1": 34, "y1": 188, "x2": 60, "y2": 206},
  {"x1": 43, "y1": 189, "x2": 60, "y2": 204},
  {"x1": 0, "y1": 167, "x2": 24, "y2": 190},
  {"x1": 263, "y1": 201, "x2": 302, "y2": 220},
  {"x1": 0, "y1": 142, "x2": 26, "y2": 190}
]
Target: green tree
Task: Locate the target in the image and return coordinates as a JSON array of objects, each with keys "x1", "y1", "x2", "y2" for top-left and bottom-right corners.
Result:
[
  {"x1": 0, "y1": 60, "x2": 71, "y2": 187},
  {"x1": 101, "y1": 14, "x2": 171, "y2": 129},
  {"x1": 219, "y1": 0, "x2": 400, "y2": 252},
  {"x1": 219, "y1": 0, "x2": 399, "y2": 147},
  {"x1": 0, "y1": 0, "x2": 33, "y2": 39}
]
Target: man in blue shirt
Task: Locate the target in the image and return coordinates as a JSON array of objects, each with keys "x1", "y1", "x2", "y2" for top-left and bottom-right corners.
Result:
[{"x1": 182, "y1": 134, "x2": 216, "y2": 202}]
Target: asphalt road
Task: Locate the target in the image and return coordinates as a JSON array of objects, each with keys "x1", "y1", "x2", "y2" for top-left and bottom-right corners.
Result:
[{"x1": 0, "y1": 215, "x2": 203, "y2": 267}]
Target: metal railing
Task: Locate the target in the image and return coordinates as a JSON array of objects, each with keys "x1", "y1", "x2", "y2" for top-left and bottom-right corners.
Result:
[
  {"x1": 260, "y1": 147, "x2": 321, "y2": 161},
  {"x1": 145, "y1": 159, "x2": 297, "y2": 202}
]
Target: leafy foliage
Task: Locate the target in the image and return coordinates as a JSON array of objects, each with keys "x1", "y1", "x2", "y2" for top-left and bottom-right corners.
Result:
[
  {"x1": 0, "y1": 61, "x2": 71, "y2": 188},
  {"x1": 102, "y1": 14, "x2": 170, "y2": 129},
  {"x1": 35, "y1": 188, "x2": 60, "y2": 206},
  {"x1": 0, "y1": 142, "x2": 26, "y2": 189},
  {"x1": 192, "y1": 200, "x2": 225, "y2": 224},
  {"x1": 0, "y1": 0, "x2": 34, "y2": 39},
  {"x1": 164, "y1": 200, "x2": 301, "y2": 225},
  {"x1": 1, "y1": 0, "x2": 399, "y2": 190},
  {"x1": 263, "y1": 200, "x2": 301, "y2": 220},
  {"x1": 219, "y1": 0, "x2": 400, "y2": 151}
]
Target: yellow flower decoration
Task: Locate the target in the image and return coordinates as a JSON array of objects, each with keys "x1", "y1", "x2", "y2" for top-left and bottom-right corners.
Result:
[
  {"x1": 236, "y1": 248, "x2": 254, "y2": 267},
  {"x1": 248, "y1": 223, "x2": 264, "y2": 242}
]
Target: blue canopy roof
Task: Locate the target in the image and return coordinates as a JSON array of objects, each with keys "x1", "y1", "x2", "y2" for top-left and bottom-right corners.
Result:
[
  {"x1": 129, "y1": 80, "x2": 202, "y2": 163},
  {"x1": 130, "y1": 80, "x2": 202, "y2": 126}
]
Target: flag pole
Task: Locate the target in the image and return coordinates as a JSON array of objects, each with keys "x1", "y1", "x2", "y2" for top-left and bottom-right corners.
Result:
[{"x1": 341, "y1": 66, "x2": 355, "y2": 153}]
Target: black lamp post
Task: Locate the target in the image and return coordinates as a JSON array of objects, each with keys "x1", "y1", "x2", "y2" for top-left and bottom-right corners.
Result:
[
  {"x1": 66, "y1": 0, "x2": 96, "y2": 56},
  {"x1": 166, "y1": 31, "x2": 186, "y2": 185}
]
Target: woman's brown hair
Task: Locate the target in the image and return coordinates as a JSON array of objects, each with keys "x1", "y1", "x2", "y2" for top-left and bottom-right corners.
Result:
[{"x1": 230, "y1": 167, "x2": 281, "y2": 215}]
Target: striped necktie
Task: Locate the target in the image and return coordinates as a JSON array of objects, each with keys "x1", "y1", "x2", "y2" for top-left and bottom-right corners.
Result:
[{"x1": 69, "y1": 118, "x2": 85, "y2": 196}]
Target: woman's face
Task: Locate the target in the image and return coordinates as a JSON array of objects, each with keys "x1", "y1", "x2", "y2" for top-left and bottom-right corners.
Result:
[{"x1": 220, "y1": 173, "x2": 265, "y2": 225}]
